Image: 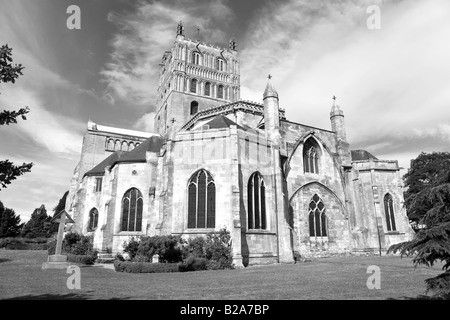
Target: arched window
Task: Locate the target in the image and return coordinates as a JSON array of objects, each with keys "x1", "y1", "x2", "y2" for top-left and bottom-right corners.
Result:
[
  {"x1": 115, "y1": 140, "x2": 121, "y2": 151},
  {"x1": 88, "y1": 208, "x2": 99, "y2": 232},
  {"x1": 128, "y1": 142, "x2": 135, "y2": 151},
  {"x1": 384, "y1": 193, "x2": 397, "y2": 231},
  {"x1": 188, "y1": 170, "x2": 215, "y2": 229},
  {"x1": 190, "y1": 101, "x2": 199, "y2": 116},
  {"x1": 303, "y1": 139, "x2": 320, "y2": 174},
  {"x1": 218, "y1": 85, "x2": 224, "y2": 99},
  {"x1": 308, "y1": 194, "x2": 327, "y2": 237},
  {"x1": 121, "y1": 188, "x2": 143, "y2": 232},
  {"x1": 248, "y1": 172, "x2": 266, "y2": 230},
  {"x1": 190, "y1": 79, "x2": 197, "y2": 93},
  {"x1": 121, "y1": 141, "x2": 128, "y2": 151},
  {"x1": 217, "y1": 58, "x2": 225, "y2": 71},
  {"x1": 193, "y1": 52, "x2": 200, "y2": 65},
  {"x1": 107, "y1": 139, "x2": 114, "y2": 151},
  {"x1": 205, "y1": 82, "x2": 211, "y2": 96}
]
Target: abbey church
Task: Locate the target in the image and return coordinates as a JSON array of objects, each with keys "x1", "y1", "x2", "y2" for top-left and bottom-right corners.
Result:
[{"x1": 65, "y1": 23, "x2": 414, "y2": 267}]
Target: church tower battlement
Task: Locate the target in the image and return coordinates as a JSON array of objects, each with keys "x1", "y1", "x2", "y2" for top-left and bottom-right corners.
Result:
[{"x1": 154, "y1": 22, "x2": 240, "y2": 136}]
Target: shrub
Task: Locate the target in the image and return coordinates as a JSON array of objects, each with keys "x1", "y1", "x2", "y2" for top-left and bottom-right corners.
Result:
[
  {"x1": 123, "y1": 237, "x2": 140, "y2": 260},
  {"x1": 0, "y1": 238, "x2": 49, "y2": 250},
  {"x1": 138, "y1": 235, "x2": 184, "y2": 263},
  {"x1": 180, "y1": 228, "x2": 234, "y2": 270},
  {"x1": 47, "y1": 233, "x2": 96, "y2": 259},
  {"x1": 182, "y1": 237, "x2": 207, "y2": 260},
  {"x1": 113, "y1": 261, "x2": 179, "y2": 273},
  {"x1": 67, "y1": 253, "x2": 96, "y2": 265},
  {"x1": 178, "y1": 255, "x2": 207, "y2": 272}
]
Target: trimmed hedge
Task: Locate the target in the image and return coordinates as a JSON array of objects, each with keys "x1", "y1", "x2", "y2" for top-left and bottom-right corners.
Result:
[
  {"x1": 0, "y1": 238, "x2": 49, "y2": 250},
  {"x1": 67, "y1": 253, "x2": 96, "y2": 265},
  {"x1": 114, "y1": 261, "x2": 180, "y2": 273},
  {"x1": 178, "y1": 256, "x2": 207, "y2": 272}
]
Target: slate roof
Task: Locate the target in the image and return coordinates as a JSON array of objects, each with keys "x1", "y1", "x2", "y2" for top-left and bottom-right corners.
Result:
[
  {"x1": 115, "y1": 135, "x2": 165, "y2": 164},
  {"x1": 351, "y1": 150, "x2": 378, "y2": 161},
  {"x1": 202, "y1": 114, "x2": 244, "y2": 130},
  {"x1": 84, "y1": 151, "x2": 127, "y2": 177}
]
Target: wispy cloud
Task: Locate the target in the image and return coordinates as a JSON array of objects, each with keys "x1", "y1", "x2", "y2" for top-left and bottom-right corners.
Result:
[
  {"x1": 100, "y1": 0, "x2": 235, "y2": 110},
  {"x1": 239, "y1": 0, "x2": 450, "y2": 162}
]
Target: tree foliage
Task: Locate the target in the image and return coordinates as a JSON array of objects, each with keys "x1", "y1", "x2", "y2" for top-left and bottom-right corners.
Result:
[
  {"x1": 0, "y1": 44, "x2": 33, "y2": 190},
  {"x1": 21, "y1": 205, "x2": 52, "y2": 238},
  {"x1": 0, "y1": 201, "x2": 23, "y2": 238},
  {"x1": 403, "y1": 152, "x2": 450, "y2": 222},
  {"x1": 390, "y1": 152, "x2": 450, "y2": 299}
]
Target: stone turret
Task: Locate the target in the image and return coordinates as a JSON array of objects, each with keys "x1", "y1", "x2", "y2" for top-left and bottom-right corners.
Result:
[
  {"x1": 330, "y1": 97, "x2": 347, "y2": 142},
  {"x1": 263, "y1": 76, "x2": 281, "y2": 145}
]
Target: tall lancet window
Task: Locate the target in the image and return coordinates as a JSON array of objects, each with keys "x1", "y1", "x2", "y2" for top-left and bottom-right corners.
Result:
[
  {"x1": 121, "y1": 188, "x2": 143, "y2": 232},
  {"x1": 88, "y1": 208, "x2": 99, "y2": 232},
  {"x1": 188, "y1": 170, "x2": 216, "y2": 229},
  {"x1": 218, "y1": 85, "x2": 224, "y2": 99},
  {"x1": 248, "y1": 172, "x2": 267, "y2": 230},
  {"x1": 308, "y1": 194, "x2": 327, "y2": 237},
  {"x1": 190, "y1": 79, "x2": 198, "y2": 93},
  {"x1": 193, "y1": 52, "x2": 201, "y2": 65},
  {"x1": 384, "y1": 193, "x2": 397, "y2": 231},
  {"x1": 205, "y1": 82, "x2": 211, "y2": 97},
  {"x1": 303, "y1": 138, "x2": 320, "y2": 174}
]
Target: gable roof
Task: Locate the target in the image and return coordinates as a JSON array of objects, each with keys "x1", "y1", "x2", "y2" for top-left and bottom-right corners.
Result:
[
  {"x1": 351, "y1": 150, "x2": 378, "y2": 161},
  {"x1": 84, "y1": 151, "x2": 127, "y2": 178},
  {"x1": 201, "y1": 115, "x2": 244, "y2": 130},
  {"x1": 115, "y1": 135, "x2": 165, "y2": 164}
]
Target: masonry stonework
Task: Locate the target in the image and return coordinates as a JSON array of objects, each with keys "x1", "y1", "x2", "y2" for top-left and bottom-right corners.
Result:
[{"x1": 66, "y1": 24, "x2": 414, "y2": 265}]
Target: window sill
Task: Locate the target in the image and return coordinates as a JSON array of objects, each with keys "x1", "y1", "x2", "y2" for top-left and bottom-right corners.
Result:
[
  {"x1": 175, "y1": 228, "x2": 216, "y2": 235},
  {"x1": 310, "y1": 236, "x2": 329, "y2": 240},
  {"x1": 246, "y1": 230, "x2": 276, "y2": 235},
  {"x1": 114, "y1": 232, "x2": 144, "y2": 236},
  {"x1": 384, "y1": 232, "x2": 404, "y2": 236}
]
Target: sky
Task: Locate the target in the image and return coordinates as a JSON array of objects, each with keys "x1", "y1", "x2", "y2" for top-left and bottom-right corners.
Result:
[{"x1": 1, "y1": 0, "x2": 449, "y2": 222}]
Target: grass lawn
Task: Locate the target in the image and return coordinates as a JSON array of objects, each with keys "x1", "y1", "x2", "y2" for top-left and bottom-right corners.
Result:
[{"x1": 0, "y1": 250, "x2": 444, "y2": 300}]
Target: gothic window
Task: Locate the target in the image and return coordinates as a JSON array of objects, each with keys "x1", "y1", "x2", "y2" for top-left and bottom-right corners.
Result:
[
  {"x1": 303, "y1": 139, "x2": 320, "y2": 174},
  {"x1": 308, "y1": 194, "x2": 327, "y2": 237},
  {"x1": 188, "y1": 170, "x2": 215, "y2": 229},
  {"x1": 218, "y1": 85, "x2": 224, "y2": 99},
  {"x1": 95, "y1": 178, "x2": 102, "y2": 193},
  {"x1": 193, "y1": 52, "x2": 200, "y2": 65},
  {"x1": 205, "y1": 82, "x2": 211, "y2": 96},
  {"x1": 384, "y1": 193, "x2": 397, "y2": 231},
  {"x1": 248, "y1": 172, "x2": 267, "y2": 230},
  {"x1": 121, "y1": 188, "x2": 143, "y2": 232},
  {"x1": 88, "y1": 208, "x2": 99, "y2": 232},
  {"x1": 190, "y1": 79, "x2": 197, "y2": 93},
  {"x1": 190, "y1": 101, "x2": 199, "y2": 116}
]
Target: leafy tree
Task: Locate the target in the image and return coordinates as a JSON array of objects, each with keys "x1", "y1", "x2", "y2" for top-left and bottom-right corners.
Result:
[
  {"x1": 389, "y1": 152, "x2": 450, "y2": 299},
  {"x1": 21, "y1": 205, "x2": 52, "y2": 238},
  {"x1": 403, "y1": 152, "x2": 450, "y2": 223},
  {"x1": 49, "y1": 191, "x2": 69, "y2": 233},
  {"x1": 0, "y1": 44, "x2": 33, "y2": 190},
  {"x1": 0, "y1": 201, "x2": 23, "y2": 238}
]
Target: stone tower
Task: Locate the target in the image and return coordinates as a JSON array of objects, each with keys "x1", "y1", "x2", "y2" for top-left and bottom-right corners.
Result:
[
  {"x1": 330, "y1": 98, "x2": 351, "y2": 164},
  {"x1": 154, "y1": 22, "x2": 241, "y2": 136}
]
